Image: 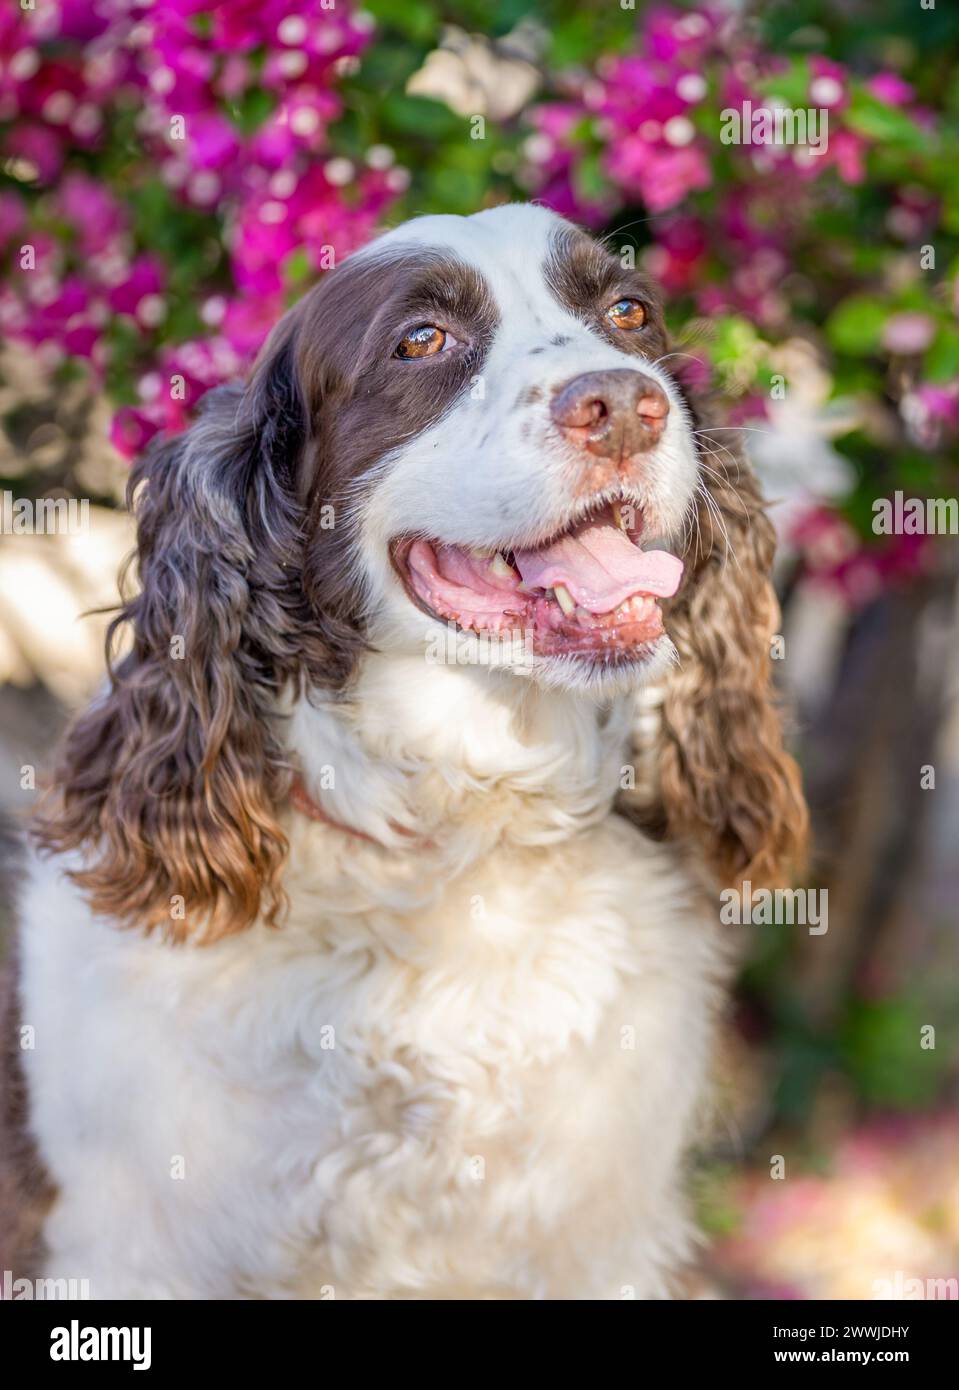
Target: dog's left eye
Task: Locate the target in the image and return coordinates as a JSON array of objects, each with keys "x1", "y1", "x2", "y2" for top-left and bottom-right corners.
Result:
[
  {"x1": 395, "y1": 325, "x2": 457, "y2": 359},
  {"x1": 606, "y1": 299, "x2": 647, "y2": 330}
]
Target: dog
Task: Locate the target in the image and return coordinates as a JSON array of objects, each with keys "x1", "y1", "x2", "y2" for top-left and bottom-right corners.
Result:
[{"x1": 7, "y1": 203, "x2": 805, "y2": 1299}]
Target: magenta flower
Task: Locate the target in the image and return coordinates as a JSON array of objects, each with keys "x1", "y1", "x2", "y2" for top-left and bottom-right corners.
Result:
[
  {"x1": 606, "y1": 140, "x2": 711, "y2": 212},
  {"x1": 20, "y1": 273, "x2": 106, "y2": 365},
  {"x1": 57, "y1": 172, "x2": 127, "y2": 254},
  {"x1": 901, "y1": 381, "x2": 959, "y2": 446},
  {"x1": 0, "y1": 188, "x2": 25, "y2": 245},
  {"x1": 221, "y1": 296, "x2": 284, "y2": 359},
  {"x1": 110, "y1": 405, "x2": 163, "y2": 460},
  {"x1": 644, "y1": 7, "x2": 717, "y2": 64},
  {"x1": 643, "y1": 214, "x2": 708, "y2": 293},
  {"x1": 250, "y1": 88, "x2": 342, "y2": 168},
  {"x1": 181, "y1": 110, "x2": 242, "y2": 171},
  {"x1": 866, "y1": 73, "x2": 915, "y2": 107},
  {"x1": 107, "y1": 255, "x2": 166, "y2": 320},
  {"x1": 49, "y1": 0, "x2": 114, "y2": 44},
  {"x1": 808, "y1": 56, "x2": 849, "y2": 111},
  {"x1": 826, "y1": 129, "x2": 868, "y2": 185},
  {"x1": 3, "y1": 121, "x2": 65, "y2": 182}
]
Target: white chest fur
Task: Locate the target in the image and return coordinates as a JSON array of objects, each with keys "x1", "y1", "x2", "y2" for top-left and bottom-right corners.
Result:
[{"x1": 19, "y1": 663, "x2": 726, "y2": 1299}]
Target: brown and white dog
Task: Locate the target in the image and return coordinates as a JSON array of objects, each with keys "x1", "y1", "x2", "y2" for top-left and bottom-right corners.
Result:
[{"x1": 7, "y1": 203, "x2": 805, "y2": 1299}]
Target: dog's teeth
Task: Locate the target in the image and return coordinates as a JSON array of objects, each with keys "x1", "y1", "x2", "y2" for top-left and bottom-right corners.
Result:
[
  {"x1": 612, "y1": 502, "x2": 628, "y2": 532},
  {"x1": 553, "y1": 583, "x2": 576, "y2": 615},
  {"x1": 490, "y1": 553, "x2": 517, "y2": 578}
]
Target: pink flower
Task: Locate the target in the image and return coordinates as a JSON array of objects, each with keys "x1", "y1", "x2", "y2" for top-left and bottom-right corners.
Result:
[
  {"x1": 108, "y1": 256, "x2": 166, "y2": 319},
  {"x1": 145, "y1": 36, "x2": 217, "y2": 116},
  {"x1": 250, "y1": 88, "x2": 341, "y2": 168},
  {"x1": 867, "y1": 73, "x2": 914, "y2": 107},
  {"x1": 881, "y1": 311, "x2": 936, "y2": 354},
  {"x1": 51, "y1": 0, "x2": 114, "y2": 43},
  {"x1": 808, "y1": 56, "x2": 848, "y2": 111},
  {"x1": 645, "y1": 214, "x2": 708, "y2": 293},
  {"x1": 901, "y1": 382, "x2": 959, "y2": 446},
  {"x1": 606, "y1": 140, "x2": 711, "y2": 211},
  {"x1": 221, "y1": 296, "x2": 284, "y2": 359},
  {"x1": 644, "y1": 7, "x2": 717, "y2": 64},
  {"x1": 727, "y1": 394, "x2": 770, "y2": 425},
  {"x1": 529, "y1": 102, "x2": 584, "y2": 145},
  {"x1": 0, "y1": 189, "x2": 25, "y2": 245},
  {"x1": 593, "y1": 57, "x2": 686, "y2": 127},
  {"x1": 232, "y1": 194, "x2": 298, "y2": 296},
  {"x1": 3, "y1": 121, "x2": 64, "y2": 182},
  {"x1": 57, "y1": 172, "x2": 127, "y2": 254},
  {"x1": 21, "y1": 274, "x2": 105, "y2": 362},
  {"x1": 829, "y1": 130, "x2": 868, "y2": 185},
  {"x1": 217, "y1": 55, "x2": 252, "y2": 102},
  {"x1": 110, "y1": 406, "x2": 162, "y2": 459},
  {"x1": 796, "y1": 130, "x2": 867, "y2": 186},
  {"x1": 164, "y1": 336, "x2": 241, "y2": 405},
  {"x1": 182, "y1": 110, "x2": 242, "y2": 171},
  {"x1": 532, "y1": 171, "x2": 612, "y2": 229}
]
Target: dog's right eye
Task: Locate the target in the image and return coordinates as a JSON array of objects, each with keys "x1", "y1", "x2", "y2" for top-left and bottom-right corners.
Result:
[{"x1": 395, "y1": 325, "x2": 448, "y2": 359}]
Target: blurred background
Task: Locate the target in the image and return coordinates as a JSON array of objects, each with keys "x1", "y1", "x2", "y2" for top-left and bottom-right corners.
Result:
[{"x1": 1, "y1": 0, "x2": 958, "y2": 1299}]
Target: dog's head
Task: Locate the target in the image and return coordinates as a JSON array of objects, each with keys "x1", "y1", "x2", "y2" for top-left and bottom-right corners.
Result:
[
  {"x1": 350, "y1": 207, "x2": 696, "y2": 688},
  {"x1": 36, "y1": 204, "x2": 806, "y2": 937}
]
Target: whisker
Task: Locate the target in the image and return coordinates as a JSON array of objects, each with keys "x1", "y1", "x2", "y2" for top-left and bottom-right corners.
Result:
[
  {"x1": 694, "y1": 425, "x2": 774, "y2": 436},
  {"x1": 696, "y1": 477, "x2": 739, "y2": 572}
]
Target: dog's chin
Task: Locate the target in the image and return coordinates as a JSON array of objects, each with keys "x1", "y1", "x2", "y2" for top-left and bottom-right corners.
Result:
[
  {"x1": 379, "y1": 591, "x2": 678, "y2": 698},
  {"x1": 518, "y1": 633, "x2": 678, "y2": 696}
]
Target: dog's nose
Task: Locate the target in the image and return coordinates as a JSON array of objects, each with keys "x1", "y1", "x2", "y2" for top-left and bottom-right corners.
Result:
[{"x1": 550, "y1": 369, "x2": 669, "y2": 459}]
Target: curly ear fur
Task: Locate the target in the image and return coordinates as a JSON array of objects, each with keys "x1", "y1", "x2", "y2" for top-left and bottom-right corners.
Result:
[
  {"x1": 33, "y1": 321, "x2": 336, "y2": 942},
  {"x1": 654, "y1": 424, "x2": 807, "y2": 889}
]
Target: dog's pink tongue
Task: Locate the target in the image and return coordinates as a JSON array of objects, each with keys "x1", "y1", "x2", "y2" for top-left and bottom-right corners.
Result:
[{"x1": 514, "y1": 519, "x2": 683, "y2": 614}]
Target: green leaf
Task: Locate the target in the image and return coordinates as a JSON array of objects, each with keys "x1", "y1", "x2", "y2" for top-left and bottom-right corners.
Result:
[
  {"x1": 755, "y1": 58, "x2": 812, "y2": 109},
  {"x1": 840, "y1": 998, "x2": 948, "y2": 1108},
  {"x1": 825, "y1": 295, "x2": 888, "y2": 355},
  {"x1": 362, "y1": 0, "x2": 438, "y2": 43},
  {"x1": 283, "y1": 247, "x2": 313, "y2": 291},
  {"x1": 845, "y1": 90, "x2": 928, "y2": 154},
  {"x1": 925, "y1": 324, "x2": 959, "y2": 382},
  {"x1": 381, "y1": 93, "x2": 465, "y2": 140},
  {"x1": 572, "y1": 150, "x2": 609, "y2": 206},
  {"x1": 231, "y1": 88, "x2": 275, "y2": 138}
]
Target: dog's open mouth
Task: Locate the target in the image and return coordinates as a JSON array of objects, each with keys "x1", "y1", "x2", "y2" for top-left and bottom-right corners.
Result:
[{"x1": 390, "y1": 501, "x2": 684, "y2": 659}]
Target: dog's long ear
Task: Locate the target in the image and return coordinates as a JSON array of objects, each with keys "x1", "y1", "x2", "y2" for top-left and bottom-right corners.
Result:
[
  {"x1": 34, "y1": 312, "x2": 329, "y2": 941},
  {"x1": 651, "y1": 426, "x2": 807, "y2": 889}
]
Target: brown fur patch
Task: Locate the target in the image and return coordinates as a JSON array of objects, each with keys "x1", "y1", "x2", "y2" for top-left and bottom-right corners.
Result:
[
  {"x1": 546, "y1": 228, "x2": 805, "y2": 888},
  {"x1": 544, "y1": 226, "x2": 669, "y2": 364},
  {"x1": 33, "y1": 247, "x2": 498, "y2": 941}
]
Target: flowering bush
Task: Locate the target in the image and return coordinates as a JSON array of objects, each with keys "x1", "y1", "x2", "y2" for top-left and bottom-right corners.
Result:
[
  {"x1": 1, "y1": 1, "x2": 957, "y2": 557},
  {"x1": 0, "y1": 0, "x2": 406, "y2": 452}
]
